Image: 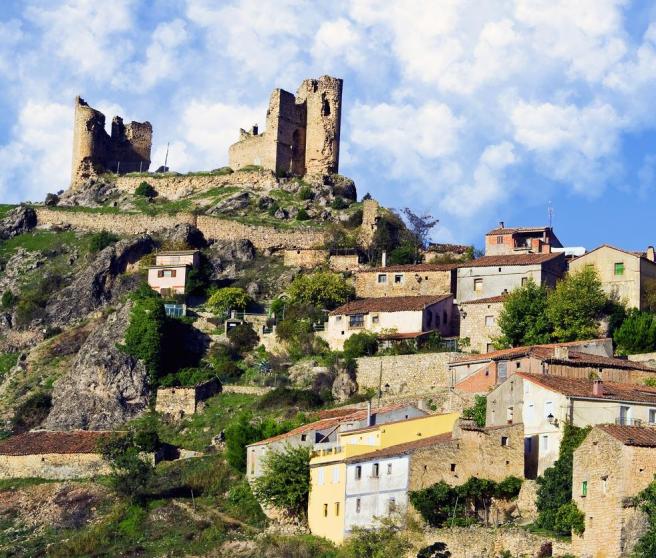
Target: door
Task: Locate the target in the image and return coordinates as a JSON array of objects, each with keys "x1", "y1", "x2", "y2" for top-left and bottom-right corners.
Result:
[{"x1": 498, "y1": 361, "x2": 508, "y2": 384}]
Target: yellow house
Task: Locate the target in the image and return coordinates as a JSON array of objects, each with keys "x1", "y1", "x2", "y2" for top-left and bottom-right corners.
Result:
[{"x1": 308, "y1": 412, "x2": 459, "y2": 543}]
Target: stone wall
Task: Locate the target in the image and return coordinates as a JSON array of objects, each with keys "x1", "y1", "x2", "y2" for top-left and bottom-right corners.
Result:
[
  {"x1": 155, "y1": 378, "x2": 221, "y2": 420},
  {"x1": 358, "y1": 199, "x2": 379, "y2": 248},
  {"x1": 355, "y1": 352, "x2": 457, "y2": 396},
  {"x1": 283, "y1": 249, "x2": 329, "y2": 268},
  {"x1": 0, "y1": 453, "x2": 110, "y2": 480},
  {"x1": 459, "y1": 299, "x2": 504, "y2": 354},
  {"x1": 355, "y1": 269, "x2": 455, "y2": 298},
  {"x1": 329, "y1": 254, "x2": 360, "y2": 272},
  {"x1": 222, "y1": 385, "x2": 273, "y2": 395}
]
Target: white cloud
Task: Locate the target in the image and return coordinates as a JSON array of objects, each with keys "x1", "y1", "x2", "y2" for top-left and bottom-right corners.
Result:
[
  {"x1": 135, "y1": 19, "x2": 189, "y2": 91},
  {"x1": 311, "y1": 18, "x2": 364, "y2": 70}
]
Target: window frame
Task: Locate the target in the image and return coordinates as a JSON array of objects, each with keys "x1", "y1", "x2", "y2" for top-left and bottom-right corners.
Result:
[
  {"x1": 377, "y1": 273, "x2": 387, "y2": 284},
  {"x1": 614, "y1": 262, "x2": 625, "y2": 276}
]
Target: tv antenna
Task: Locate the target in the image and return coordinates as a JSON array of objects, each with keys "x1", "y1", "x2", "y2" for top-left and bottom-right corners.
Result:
[{"x1": 548, "y1": 201, "x2": 554, "y2": 228}]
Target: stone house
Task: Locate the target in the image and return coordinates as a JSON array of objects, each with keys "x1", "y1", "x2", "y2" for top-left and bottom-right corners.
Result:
[
  {"x1": 486, "y1": 373, "x2": 656, "y2": 478},
  {"x1": 423, "y1": 243, "x2": 471, "y2": 262},
  {"x1": 450, "y1": 338, "x2": 656, "y2": 393},
  {"x1": 155, "y1": 378, "x2": 222, "y2": 420},
  {"x1": 0, "y1": 431, "x2": 113, "y2": 480},
  {"x1": 147, "y1": 249, "x2": 200, "y2": 297},
  {"x1": 246, "y1": 403, "x2": 426, "y2": 483},
  {"x1": 568, "y1": 244, "x2": 656, "y2": 310},
  {"x1": 572, "y1": 424, "x2": 656, "y2": 558},
  {"x1": 458, "y1": 295, "x2": 506, "y2": 353},
  {"x1": 354, "y1": 263, "x2": 458, "y2": 299},
  {"x1": 484, "y1": 223, "x2": 562, "y2": 256},
  {"x1": 456, "y1": 253, "x2": 566, "y2": 303},
  {"x1": 323, "y1": 294, "x2": 455, "y2": 351}
]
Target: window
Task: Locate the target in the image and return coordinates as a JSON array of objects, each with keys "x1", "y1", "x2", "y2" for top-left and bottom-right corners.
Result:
[
  {"x1": 387, "y1": 463, "x2": 393, "y2": 475},
  {"x1": 450, "y1": 463, "x2": 456, "y2": 472},
  {"x1": 496, "y1": 235, "x2": 504, "y2": 244},
  {"x1": 525, "y1": 437, "x2": 532, "y2": 453},
  {"x1": 355, "y1": 465, "x2": 362, "y2": 480},
  {"x1": 614, "y1": 262, "x2": 625, "y2": 276},
  {"x1": 318, "y1": 468, "x2": 325, "y2": 485},
  {"x1": 300, "y1": 434, "x2": 307, "y2": 441},
  {"x1": 158, "y1": 269, "x2": 176, "y2": 278},
  {"x1": 394, "y1": 274, "x2": 404, "y2": 284},
  {"x1": 372, "y1": 463, "x2": 379, "y2": 477},
  {"x1": 501, "y1": 436, "x2": 509, "y2": 447},
  {"x1": 349, "y1": 314, "x2": 365, "y2": 328},
  {"x1": 377, "y1": 274, "x2": 387, "y2": 284},
  {"x1": 581, "y1": 480, "x2": 588, "y2": 497},
  {"x1": 323, "y1": 503, "x2": 328, "y2": 517},
  {"x1": 474, "y1": 278, "x2": 483, "y2": 292},
  {"x1": 372, "y1": 314, "x2": 380, "y2": 324},
  {"x1": 650, "y1": 409, "x2": 656, "y2": 425},
  {"x1": 619, "y1": 405, "x2": 631, "y2": 425},
  {"x1": 485, "y1": 315, "x2": 494, "y2": 326},
  {"x1": 356, "y1": 498, "x2": 361, "y2": 513},
  {"x1": 335, "y1": 502, "x2": 340, "y2": 516},
  {"x1": 521, "y1": 277, "x2": 528, "y2": 286},
  {"x1": 541, "y1": 435, "x2": 549, "y2": 451},
  {"x1": 332, "y1": 466, "x2": 339, "y2": 484},
  {"x1": 602, "y1": 476, "x2": 608, "y2": 495},
  {"x1": 335, "y1": 316, "x2": 342, "y2": 322}
]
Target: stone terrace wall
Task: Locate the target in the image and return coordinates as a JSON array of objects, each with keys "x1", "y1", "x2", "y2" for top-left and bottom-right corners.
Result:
[
  {"x1": 155, "y1": 387, "x2": 197, "y2": 419},
  {"x1": 283, "y1": 249, "x2": 329, "y2": 268},
  {"x1": 355, "y1": 352, "x2": 457, "y2": 396},
  {"x1": 35, "y1": 208, "x2": 326, "y2": 250},
  {"x1": 0, "y1": 453, "x2": 110, "y2": 480}
]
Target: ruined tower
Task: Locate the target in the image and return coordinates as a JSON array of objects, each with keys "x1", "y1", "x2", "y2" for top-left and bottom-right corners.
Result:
[
  {"x1": 228, "y1": 75, "x2": 343, "y2": 177},
  {"x1": 70, "y1": 97, "x2": 153, "y2": 188}
]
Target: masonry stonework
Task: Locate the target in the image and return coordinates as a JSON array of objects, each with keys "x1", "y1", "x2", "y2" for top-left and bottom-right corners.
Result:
[
  {"x1": 155, "y1": 379, "x2": 221, "y2": 420},
  {"x1": 0, "y1": 453, "x2": 110, "y2": 480},
  {"x1": 283, "y1": 249, "x2": 329, "y2": 268},
  {"x1": 459, "y1": 298, "x2": 504, "y2": 353},
  {"x1": 71, "y1": 97, "x2": 152, "y2": 188},
  {"x1": 355, "y1": 266, "x2": 456, "y2": 298},
  {"x1": 229, "y1": 76, "x2": 342, "y2": 177},
  {"x1": 358, "y1": 199, "x2": 380, "y2": 248}
]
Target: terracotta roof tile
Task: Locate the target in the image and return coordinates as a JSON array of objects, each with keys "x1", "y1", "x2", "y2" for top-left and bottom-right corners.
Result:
[
  {"x1": 486, "y1": 226, "x2": 551, "y2": 235},
  {"x1": 460, "y1": 295, "x2": 508, "y2": 305},
  {"x1": 345, "y1": 432, "x2": 453, "y2": 463},
  {"x1": 596, "y1": 424, "x2": 656, "y2": 447},
  {"x1": 362, "y1": 263, "x2": 459, "y2": 273},
  {"x1": 518, "y1": 373, "x2": 656, "y2": 404},
  {"x1": 0, "y1": 431, "x2": 114, "y2": 456},
  {"x1": 330, "y1": 295, "x2": 452, "y2": 316},
  {"x1": 458, "y1": 253, "x2": 564, "y2": 268}
]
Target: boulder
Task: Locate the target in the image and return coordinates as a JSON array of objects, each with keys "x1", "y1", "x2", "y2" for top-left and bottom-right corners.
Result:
[
  {"x1": 209, "y1": 191, "x2": 250, "y2": 214},
  {"x1": 325, "y1": 174, "x2": 357, "y2": 201},
  {"x1": 158, "y1": 224, "x2": 207, "y2": 249},
  {"x1": 332, "y1": 371, "x2": 358, "y2": 402},
  {"x1": 44, "y1": 193, "x2": 60, "y2": 206},
  {"x1": 43, "y1": 302, "x2": 150, "y2": 430},
  {"x1": 0, "y1": 206, "x2": 37, "y2": 240},
  {"x1": 273, "y1": 208, "x2": 288, "y2": 220},
  {"x1": 57, "y1": 178, "x2": 119, "y2": 208},
  {"x1": 258, "y1": 196, "x2": 276, "y2": 210},
  {"x1": 206, "y1": 239, "x2": 255, "y2": 280}
]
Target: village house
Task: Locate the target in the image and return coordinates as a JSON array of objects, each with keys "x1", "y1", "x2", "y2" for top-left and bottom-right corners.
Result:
[
  {"x1": 246, "y1": 403, "x2": 426, "y2": 482},
  {"x1": 449, "y1": 338, "x2": 656, "y2": 393},
  {"x1": 354, "y1": 263, "x2": 458, "y2": 299},
  {"x1": 155, "y1": 378, "x2": 222, "y2": 420},
  {"x1": 323, "y1": 295, "x2": 455, "y2": 351},
  {"x1": 147, "y1": 249, "x2": 200, "y2": 297},
  {"x1": 484, "y1": 223, "x2": 563, "y2": 256},
  {"x1": 486, "y1": 373, "x2": 656, "y2": 478},
  {"x1": 0, "y1": 431, "x2": 113, "y2": 480},
  {"x1": 456, "y1": 253, "x2": 566, "y2": 303},
  {"x1": 308, "y1": 412, "x2": 459, "y2": 544},
  {"x1": 568, "y1": 244, "x2": 656, "y2": 310},
  {"x1": 458, "y1": 295, "x2": 506, "y2": 353},
  {"x1": 572, "y1": 424, "x2": 656, "y2": 558}
]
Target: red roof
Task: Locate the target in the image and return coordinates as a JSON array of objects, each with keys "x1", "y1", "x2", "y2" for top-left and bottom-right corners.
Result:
[
  {"x1": 596, "y1": 424, "x2": 656, "y2": 447},
  {"x1": 362, "y1": 263, "x2": 459, "y2": 273},
  {"x1": 344, "y1": 432, "x2": 453, "y2": 463},
  {"x1": 518, "y1": 373, "x2": 656, "y2": 404},
  {"x1": 330, "y1": 295, "x2": 452, "y2": 315},
  {"x1": 460, "y1": 295, "x2": 508, "y2": 305},
  {"x1": 0, "y1": 431, "x2": 114, "y2": 456},
  {"x1": 458, "y1": 253, "x2": 564, "y2": 268},
  {"x1": 487, "y1": 226, "x2": 551, "y2": 235}
]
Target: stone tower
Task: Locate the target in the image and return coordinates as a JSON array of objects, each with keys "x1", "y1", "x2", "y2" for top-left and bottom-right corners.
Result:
[
  {"x1": 70, "y1": 97, "x2": 152, "y2": 188},
  {"x1": 228, "y1": 75, "x2": 343, "y2": 177}
]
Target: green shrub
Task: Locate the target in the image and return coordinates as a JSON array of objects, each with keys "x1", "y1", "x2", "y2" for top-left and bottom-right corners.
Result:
[
  {"x1": 11, "y1": 391, "x2": 52, "y2": 433},
  {"x1": 296, "y1": 208, "x2": 310, "y2": 221},
  {"x1": 634, "y1": 480, "x2": 656, "y2": 557},
  {"x1": 207, "y1": 287, "x2": 251, "y2": 318},
  {"x1": 89, "y1": 230, "x2": 119, "y2": 253},
  {"x1": 340, "y1": 518, "x2": 412, "y2": 558},
  {"x1": 226, "y1": 480, "x2": 267, "y2": 526},
  {"x1": 256, "y1": 387, "x2": 325, "y2": 410},
  {"x1": 135, "y1": 181, "x2": 157, "y2": 198},
  {"x1": 461, "y1": 395, "x2": 487, "y2": 427},
  {"x1": 331, "y1": 197, "x2": 348, "y2": 210},
  {"x1": 416, "y1": 541, "x2": 452, "y2": 558},
  {"x1": 343, "y1": 331, "x2": 379, "y2": 358},
  {"x1": 388, "y1": 243, "x2": 418, "y2": 265},
  {"x1": 158, "y1": 367, "x2": 218, "y2": 387},
  {"x1": 298, "y1": 185, "x2": 313, "y2": 200},
  {"x1": 227, "y1": 323, "x2": 259, "y2": 354},
  {"x1": 554, "y1": 500, "x2": 585, "y2": 536},
  {"x1": 287, "y1": 271, "x2": 354, "y2": 310},
  {"x1": 238, "y1": 164, "x2": 264, "y2": 172},
  {"x1": 1, "y1": 290, "x2": 16, "y2": 309}
]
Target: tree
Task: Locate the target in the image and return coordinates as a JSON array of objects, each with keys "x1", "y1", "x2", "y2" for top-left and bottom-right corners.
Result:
[
  {"x1": 340, "y1": 517, "x2": 412, "y2": 558},
  {"x1": 207, "y1": 287, "x2": 251, "y2": 317},
  {"x1": 287, "y1": 271, "x2": 354, "y2": 310},
  {"x1": 461, "y1": 395, "x2": 487, "y2": 427},
  {"x1": 388, "y1": 243, "x2": 418, "y2": 265},
  {"x1": 252, "y1": 444, "x2": 311, "y2": 518},
  {"x1": 89, "y1": 230, "x2": 119, "y2": 253},
  {"x1": 343, "y1": 331, "x2": 379, "y2": 358},
  {"x1": 135, "y1": 181, "x2": 156, "y2": 198},
  {"x1": 535, "y1": 423, "x2": 591, "y2": 534},
  {"x1": 546, "y1": 268, "x2": 608, "y2": 342},
  {"x1": 227, "y1": 322, "x2": 259, "y2": 354},
  {"x1": 634, "y1": 480, "x2": 656, "y2": 557},
  {"x1": 613, "y1": 309, "x2": 656, "y2": 355},
  {"x1": 497, "y1": 279, "x2": 552, "y2": 347},
  {"x1": 401, "y1": 208, "x2": 438, "y2": 249}
]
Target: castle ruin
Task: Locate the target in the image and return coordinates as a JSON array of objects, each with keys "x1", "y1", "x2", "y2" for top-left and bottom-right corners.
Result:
[
  {"x1": 228, "y1": 75, "x2": 342, "y2": 177},
  {"x1": 70, "y1": 97, "x2": 152, "y2": 188}
]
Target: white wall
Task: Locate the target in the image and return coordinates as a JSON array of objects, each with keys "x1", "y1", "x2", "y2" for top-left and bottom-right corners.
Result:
[{"x1": 147, "y1": 265, "x2": 188, "y2": 294}]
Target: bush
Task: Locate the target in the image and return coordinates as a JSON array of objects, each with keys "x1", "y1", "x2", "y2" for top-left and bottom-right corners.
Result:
[
  {"x1": 340, "y1": 517, "x2": 412, "y2": 558},
  {"x1": 135, "y1": 181, "x2": 156, "y2": 198},
  {"x1": 1, "y1": 290, "x2": 16, "y2": 309},
  {"x1": 298, "y1": 185, "x2": 313, "y2": 200},
  {"x1": 416, "y1": 542, "x2": 452, "y2": 558},
  {"x1": 613, "y1": 309, "x2": 656, "y2": 355},
  {"x1": 226, "y1": 480, "x2": 267, "y2": 526},
  {"x1": 227, "y1": 323, "x2": 259, "y2": 354},
  {"x1": 296, "y1": 208, "x2": 310, "y2": 221},
  {"x1": 256, "y1": 387, "x2": 325, "y2": 410},
  {"x1": 287, "y1": 271, "x2": 354, "y2": 310},
  {"x1": 89, "y1": 230, "x2": 119, "y2": 253},
  {"x1": 101, "y1": 432, "x2": 155, "y2": 503},
  {"x1": 343, "y1": 331, "x2": 379, "y2": 358},
  {"x1": 207, "y1": 287, "x2": 251, "y2": 318},
  {"x1": 331, "y1": 196, "x2": 348, "y2": 210},
  {"x1": 461, "y1": 395, "x2": 487, "y2": 427},
  {"x1": 11, "y1": 391, "x2": 52, "y2": 433},
  {"x1": 252, "y1": 444, "x2": 311, "y2": 518},
  {"x1": 634, "y1": 480, "x2": 656, "y2": 557},
  {"x1": 554, "y1": 501, "x2": 585, "y2": 536},
  {"x1": 388, "y1": 243, "x2": 418, "y2": 265},
  {"x1": 158, "y1": 367, "x2": 218, "y2": 388}
]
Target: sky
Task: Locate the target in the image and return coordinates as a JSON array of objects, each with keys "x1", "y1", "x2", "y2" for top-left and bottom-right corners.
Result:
[{"x1": 1, "y1": 0, "x2": 656, "y2": 250}]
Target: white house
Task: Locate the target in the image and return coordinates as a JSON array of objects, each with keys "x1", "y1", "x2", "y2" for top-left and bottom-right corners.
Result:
[
  {"x1": 147, "y1": 250, "x2": 200, "y2": 296},
  {"x1": 323, "y1": 294, "x2": 454, "y2": 350},
  {"x1": 486, "y1": 372, "x2": 656, "y2": 478}
]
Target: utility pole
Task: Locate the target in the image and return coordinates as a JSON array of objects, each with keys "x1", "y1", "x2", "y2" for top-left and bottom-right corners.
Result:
[{"x1": 164, "y1": 142, "x2": 170, "y2": 171}]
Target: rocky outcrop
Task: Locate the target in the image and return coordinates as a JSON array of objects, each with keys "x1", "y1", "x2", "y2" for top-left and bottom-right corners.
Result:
[
  {"x1": 44, "y1": 303, "x2": 149, "y2": 430},
  {"x1": 157, "y1": 223, "x2": 207, "y2": 249},
  {"x1": 58, "y1": 178, "x2": 120, "y2": 208},
  {"x1": 332, "y1": 370, "x2": 358, "y2": 402},
  {"x1": 206, "y1": 239, "x2": 255, "y2": 280},
  {"x1": 45, "y1": 235, "x2": 155, "y2": 327},
  {"x1": 0, "y1": 206, "x2": 37, "y2": 240},
  {"x1": 208, "y1": 191, "x2": 250, "y2": 214}
]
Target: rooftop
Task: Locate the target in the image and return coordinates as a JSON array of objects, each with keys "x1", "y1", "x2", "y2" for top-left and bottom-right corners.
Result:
[
  {"x1": 361, "y1": 263, "x2": 459, "y2": 273},
  {"x1": 458, "y1": 253, "x2": 564, "y2": 268},
  {"x1": 596, "y1": 424, "x2": 656, "y2": 447},
  {"x1": 330, "y1": 294, "x2": 452, "y2": 315},
  {"x1": 155, "y1": 250, "x2": 199, "y2": 256},
  {"x1": 0, "y1": 430, "x2": 114, "y2": 456},
  {"x1": 460, "y1": 295, "x2": 508, "y2": 305},
  {"x1": 487, "y1": 226, "x2": 552, "y2": 235},
  {"x1": 345, "y1": 432, "x2": 452, "y2": 463},
  {"x1": 518, "y1": 373, "x2": 656, "y2": 404}
]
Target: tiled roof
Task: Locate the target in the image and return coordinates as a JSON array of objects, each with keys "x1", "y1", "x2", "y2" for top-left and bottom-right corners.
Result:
[
  {"x1": 0, "y1": 431, "x2": 114, "y2": 456},
  {"x1": 247, "y1": 403, "x2": 417, "y2": 447},
  {"x1": 543, "y1": 350, "x2": 656, "y2": 372},
  {"x1": 345, "y1": 432, "x2": 453, "y2": 463},
  {"x1": 378, "y1": 331, "x2": 432, "y2": 340},
  {"x1": 487, "y1": 226, "x2": 551, "y2": 235},
  {"x1": 330, "y1": 295, "x2": 452, "y2": 315},
  {"x1": 460, "y1": 295, "x2": 508, "y2": 305},
  {"x1": 458, "y1": 253, "x2": 564, "y2": 268},
  {"x1": 361, "y1": 263, "x2": 459, "y2": 273},
  {"x1": 315, "y1": 408, "x2": 360, "y2": 420},
  {"x1": 518, "y1": 373, "x2": 656, "y2": 404},
  {"x1": 597, "y1": 424, "x2": 656, "y2": 447}
]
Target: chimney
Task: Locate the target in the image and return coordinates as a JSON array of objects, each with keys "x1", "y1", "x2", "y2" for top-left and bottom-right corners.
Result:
[
  {"x1": 647, "y1": 246, "x2": 655, "y2": 262},
  {"x1": 554, "y1": 346, "x2": 569, "y2": 360},
  {"x1": 381, "y1": 250, "x2": 387, "y2": 268},
  {"x1": 593, "y1": 379, "x2": 603, "y2": 397},
  {"x1": 251, "y1": 124, "x2": 259, "y2": 135},
  {"x1": 366, "y1": 400, "x2": 372, "y2": 426},
  {"x1": 499, "y1": 221, "x2": 505, "y2": 228}
]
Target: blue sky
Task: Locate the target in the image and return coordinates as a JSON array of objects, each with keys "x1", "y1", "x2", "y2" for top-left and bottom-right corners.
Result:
[{"x1": 1, "y1": 0, "x2": 656, "y2": 250}]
